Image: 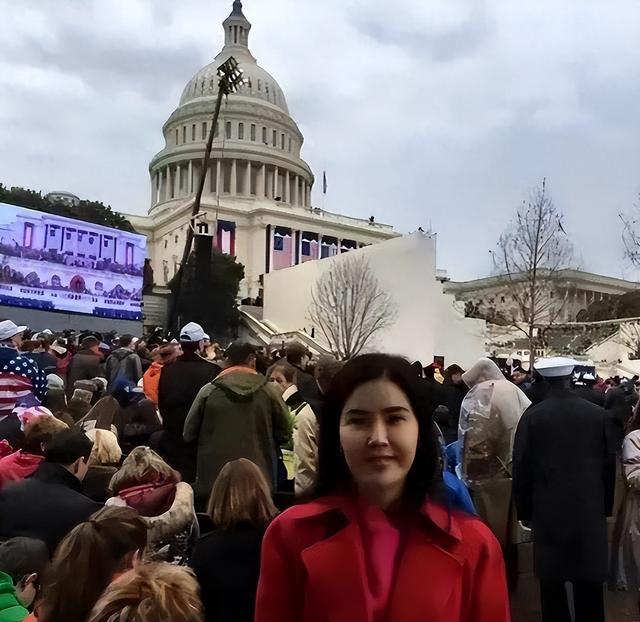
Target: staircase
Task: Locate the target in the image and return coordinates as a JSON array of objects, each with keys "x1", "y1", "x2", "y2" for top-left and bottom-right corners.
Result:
[{"x1": 238, "y1": 306, "x2": 333, "y2": 355}]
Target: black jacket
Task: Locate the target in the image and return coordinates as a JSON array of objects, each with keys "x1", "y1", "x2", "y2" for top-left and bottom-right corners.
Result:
[
  {"x1": 0, "y1": 461, "x2": 101, "y2": 553},
  {"x1": 441, "y1": 380, "x2": 468, "y2": 444},
  {"x1": 157, "y1": 352, "x2": 221, "y2": 481},
  {"x1": 572, "y1": 385, "x2": 605, "y2": 407},
  {"x1": 291, "y1": 365, "x2": 321, "y2": 406},
  {"x1": 67, "y1": 350, "x2": 104, "y2": 397},
  {"x1": 190, "y1": 524, "x2": 264, "y2": 622},
  {"x1": 512, "y1": 392, "x2": 616, "y2": 582}
]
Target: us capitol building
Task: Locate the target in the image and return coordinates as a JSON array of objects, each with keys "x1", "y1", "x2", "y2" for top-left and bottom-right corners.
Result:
[{"x1": 127, "y1": 1, "x2": 397, "y2": 299}]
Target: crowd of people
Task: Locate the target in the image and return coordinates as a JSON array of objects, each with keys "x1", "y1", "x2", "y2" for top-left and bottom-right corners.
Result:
[{"x1": 0, "y1": 314, "x2": 638, "y2": 621}]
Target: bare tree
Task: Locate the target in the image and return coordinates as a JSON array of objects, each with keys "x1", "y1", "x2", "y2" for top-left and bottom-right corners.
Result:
[
  {"x1": 620, "y1": 192, "x2": 640, "y2": 267},
  {"x1": 308, "y1": 255, "x2": 397, "y2": 360},
  {"x1": 492, "y1": 179, "x2": 572, "y2": 369}
]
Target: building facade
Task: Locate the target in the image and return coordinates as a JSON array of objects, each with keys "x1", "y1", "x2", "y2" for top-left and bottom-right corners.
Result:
[
  {"x1": 127, "y1": 1, "x2": 397, "y2": 298},
  {"x1": 444, "y1": 269, "x2": 638, "y2": 324}
]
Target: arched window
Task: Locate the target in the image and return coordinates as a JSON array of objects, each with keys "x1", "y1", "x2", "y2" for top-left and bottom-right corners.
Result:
[
  {"x1": 202, "y1": 122, "x2": 207, "y2": 139},
  {"x1": 250, "y1": 124, "x2": 256, "y2": 141},
  {"x1": 191, "y1": 124, "x2": 196, "y2": 141},
  {"x1": 225, "y1": 122, "x2": 232, "y2": 139},
  {"x1": 238, "y1": 122, "x2": 244, "y2": 140},
  {"x1": 175, "y1": 129, "x2": 179, "y2": 145}
]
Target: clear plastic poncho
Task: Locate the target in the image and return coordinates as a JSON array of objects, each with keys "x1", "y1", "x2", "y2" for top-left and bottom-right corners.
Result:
[{"x1": 458, "y1": 358, "x2": 531, "y2": 486}]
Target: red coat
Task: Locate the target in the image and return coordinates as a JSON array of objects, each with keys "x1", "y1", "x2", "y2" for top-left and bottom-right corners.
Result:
[
  {"x1": 256, "y1": 495, "x2": 511, "y2": 622},
  {"x1": 0, "y1": 451, "x2": 43, "y2": 489}
]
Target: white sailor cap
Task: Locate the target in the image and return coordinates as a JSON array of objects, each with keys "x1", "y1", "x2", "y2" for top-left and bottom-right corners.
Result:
[{"x1": 534, "y1": 357, "x2": 577, "y2": 378}]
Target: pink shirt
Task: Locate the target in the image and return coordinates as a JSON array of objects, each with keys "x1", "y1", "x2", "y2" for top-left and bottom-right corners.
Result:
[{"x1": 355, "y1": 497, "x2": 406, "y2": 622}]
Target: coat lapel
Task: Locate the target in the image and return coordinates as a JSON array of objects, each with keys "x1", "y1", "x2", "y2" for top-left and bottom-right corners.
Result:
[
  {"x1": 301, "y1": 521, "x2": 371, "y2": 622},
  {"x1": 389, "y1": 528, "x2": 464, "y2": 622}
]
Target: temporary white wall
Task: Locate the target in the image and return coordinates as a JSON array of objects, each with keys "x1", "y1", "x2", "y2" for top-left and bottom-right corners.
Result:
[{"x1": 263, "y1": 232, "x2": 486, "y2": 368}]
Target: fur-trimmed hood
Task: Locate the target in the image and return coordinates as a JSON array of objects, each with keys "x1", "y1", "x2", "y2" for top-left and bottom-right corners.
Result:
[{"x1": 107, "y1": 481, "x2": 198, "y2": 565}]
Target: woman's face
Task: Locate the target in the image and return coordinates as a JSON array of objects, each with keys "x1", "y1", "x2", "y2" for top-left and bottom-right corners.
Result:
[
  {"x1": 339, "y1": 378, "x2": 419, "y2": 506},
  {"x1": 269, "y1": 370, "x2": 291, "y2": 394}
]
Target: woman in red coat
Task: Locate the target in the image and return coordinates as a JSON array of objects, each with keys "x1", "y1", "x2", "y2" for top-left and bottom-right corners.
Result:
[{"x1": 255, "y1": 353, "x2": 510, "y2": 622}]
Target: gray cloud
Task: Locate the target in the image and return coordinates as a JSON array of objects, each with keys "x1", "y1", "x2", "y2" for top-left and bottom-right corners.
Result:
[{"x1": 0, "y1": 0, "x2": 638, "y2": 281}]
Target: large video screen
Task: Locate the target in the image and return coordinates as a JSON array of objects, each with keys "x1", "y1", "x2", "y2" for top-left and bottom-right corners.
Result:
[{"x1": 0, "y1": 202, "x2": 146, "y2": 321}]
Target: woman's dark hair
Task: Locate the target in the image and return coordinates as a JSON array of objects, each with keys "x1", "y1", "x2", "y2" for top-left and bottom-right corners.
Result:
[
  {"x1": 36, "y1": 506, "x2": 148, "y2": 622},
  {"x1": 314, "y1": 353, "x2": 441, "y2": 508}
]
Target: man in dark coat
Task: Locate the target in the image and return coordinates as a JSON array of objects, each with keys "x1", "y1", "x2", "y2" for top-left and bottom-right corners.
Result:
[
  {"x1": 604, "y1": 380, "x2": 635, "y2": 450},
  {"x1": 184, "y1": 342, "x2": 290, "y2": 508},
  {"x1": 66, "y1": 336, "x2": 105, "y2": 398},
  {"x1": 157, "y1": 322, "x2": 220, "y2": 482},
  {"x1": 513, "y1": 357, "x2": 616, "y2": 622},
  {"x1": 0, "y1": 428, "x2": 100, "y2": 553},
  {"x1": 441, "y1": 364, "x2": 468, "y2": 445},
  {"x1": 572, "y1": 372, "x2": 605, "y2": 407},
  {"x1": 285, "y1": 342, "x2": 320, "y2": 407}
]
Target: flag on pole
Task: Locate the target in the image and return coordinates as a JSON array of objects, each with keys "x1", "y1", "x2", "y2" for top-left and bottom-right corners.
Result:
[{"x1": 322, "y1": 170, "x2": 327, "y2": 195}]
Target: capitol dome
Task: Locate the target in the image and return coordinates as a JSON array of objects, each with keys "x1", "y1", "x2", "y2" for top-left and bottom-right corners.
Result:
[
  {"x1": 179, "y1": 0, "x2": 290, "y2": 115},
  {"x1": 139, "y1": 0, "x2": 397, "y2": 303},
  {"x1": 148, "y1": 0, "x2": 314, "y2": 221}
]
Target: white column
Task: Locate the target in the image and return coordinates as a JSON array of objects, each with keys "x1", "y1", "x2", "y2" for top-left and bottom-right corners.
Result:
[
  {"x1": 230, "y1": 159, "x2": 237, "y2": 195},
  {"x1": 307, "y1": 183, "x2": 311, "y2": 207},
  {"x1": 259, "y1": 164, "x2": 266, "y2": 198},
  {"x1": 206, "y1": 164, "x2": 213, "y2": 194},
  {"x1": 285, "y1": 170, "x2": 290, "y2": 203},
  {"x1": 302, "y1": 180, "x2": 307, "y2": 207},
  {"x1": 167, "y1": 165, "x2": 173, "y2": 199},
  {"x1": 193, "y1": 163, "x2": 200, "y2": 195},
  {"x1": 216, "y1": 160, "x2": 222, "y2": 198},
  {"x1": 297, "y1": 230, "x2": 303, "y2": 263},
  {"x1": 244, "y1": 161, "x2": 252, "y2": 195},
  {"x1": 294, "y1": 175, "x2": 299, "y2": 206},
  {"x1": 318, "y1": 233, "x2": 323, "y2": 259},
  {"x1": 188, "y1": 160, "x2": 193, "y2": 194},
  {"x1": 337, "y1": 238, "x2": 342, "y2": 255},
  {"x1": 175, "y1": 163, "x2": 181, "y2": 197},
  {"x1": 154, "y1": 172, "x2": 160, "y2": 205},
  {"x1": 274, "y1": 166, "x2": 279, "y2": 198}
]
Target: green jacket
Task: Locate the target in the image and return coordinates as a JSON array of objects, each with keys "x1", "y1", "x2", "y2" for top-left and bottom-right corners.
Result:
[
  {"x1": 0, "y1": 572, "x2": 28, "y2": 622},
  {"x1": 183, "y1": 369, "x2": 290, "y2": 503}
]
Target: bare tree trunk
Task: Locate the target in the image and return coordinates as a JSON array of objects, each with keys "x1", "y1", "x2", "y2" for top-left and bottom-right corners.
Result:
[
  {"x1": 308, "y1": 255, "x2": 397, "y2": 359},
  {"x1": 492, "y1": 179, "x2": 572, "y2": 369}
]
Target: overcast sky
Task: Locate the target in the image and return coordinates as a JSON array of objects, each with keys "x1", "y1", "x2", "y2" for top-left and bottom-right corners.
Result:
[{"x1": 1, "y1": 0, "x2": 639, "y2": 281}]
